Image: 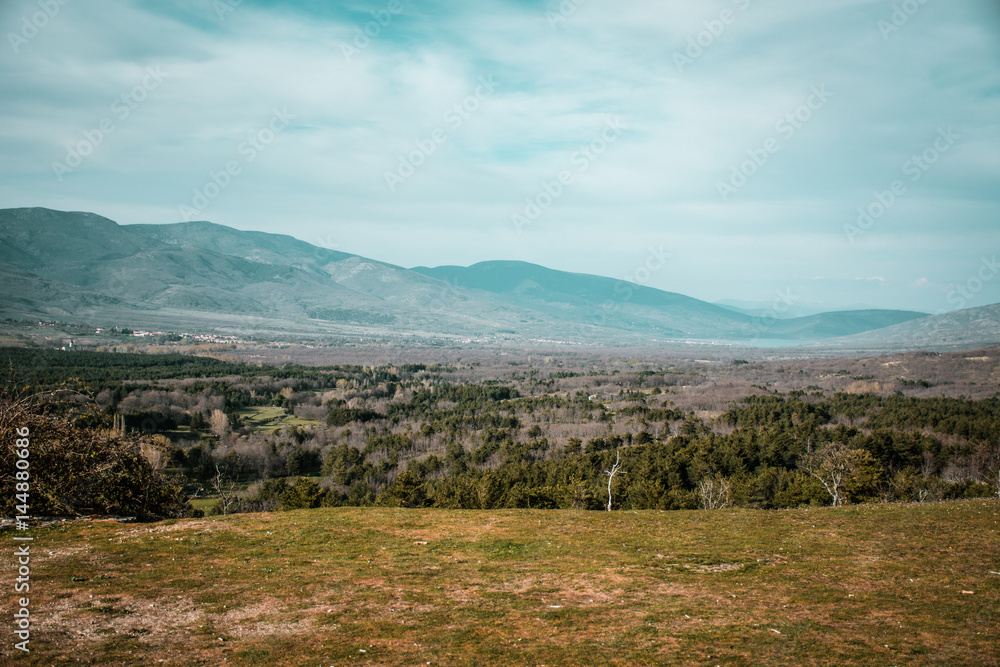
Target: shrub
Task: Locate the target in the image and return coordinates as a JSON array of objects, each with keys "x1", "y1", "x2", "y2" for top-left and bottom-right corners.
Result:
[{"x1": 1, "y1": 395, "x2": 193, "y2": 520}]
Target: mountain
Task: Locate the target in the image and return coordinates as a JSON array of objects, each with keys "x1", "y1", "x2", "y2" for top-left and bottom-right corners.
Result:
[
  {"x1": 764, "y1": 310, "x2": 931, "y2": 340},
  {"x1": 411, "y1": 261, "x2": 929, "y2": 341},
  {"x1": 411, "y1": 260, "x2": 756, "y2": 338},
  {"x1": 0, "y1": 207, "x2": 957, "y2": 348},
  {"x1": 713, "y1": 298, "x2": 878, "y2": 319},
  {"x1": 824, "y1": 304, "x2": 1000, "y2": 351}
]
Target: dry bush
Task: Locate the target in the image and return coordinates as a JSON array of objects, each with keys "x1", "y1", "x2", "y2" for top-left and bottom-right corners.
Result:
[{"x1": 140, "y1": 434, "x2": 174, "y2": 471}]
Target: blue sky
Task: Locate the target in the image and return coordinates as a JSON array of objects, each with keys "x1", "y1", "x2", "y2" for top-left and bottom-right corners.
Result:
[{"x1": 1, "y1": 0, "x2": 998, "y2": 314}]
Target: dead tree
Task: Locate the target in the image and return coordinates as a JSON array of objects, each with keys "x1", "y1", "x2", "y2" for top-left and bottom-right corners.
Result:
[
  {"x1": 698, "y1": 476, "x2": 731, "y2": 510},
  {"x1": 604, "y1": 450, "x2": 625, "y2": 512},
  {"x1": 212, "y1": 463, "x2": 239, "y2": 515}
]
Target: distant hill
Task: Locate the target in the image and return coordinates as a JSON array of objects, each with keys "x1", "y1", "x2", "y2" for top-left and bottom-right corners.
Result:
[
  {"x1": 824, "y1": 304, "x2": 1000, "y2": 351},
  {"x1": 412, "y1": 260, "x2": 755, "y2": 338},
  {"x1": 412, "y1": 261, "x2": 928, "y2": 341},
  {"x1": 713, "y1": 299, "x2": 876, "y2": 319},
  {"x1": 0, "y1": 207, "x2": 967, "y2": 349},
  {"x1": 765, "y1": 310, "x2": 931, "y2": 340}
]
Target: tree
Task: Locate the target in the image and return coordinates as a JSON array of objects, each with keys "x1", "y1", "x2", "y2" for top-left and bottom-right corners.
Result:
[
  {"x1": 112, "y1": 413, "x2": 126, "y2": 436},
  {"x1": 212, "y1": 463, "x2": 239, "y2": 515},
  {"x1": 802, "y1": 442, "x2": 880, "y2": 507},
  {"x1": 697, "y1": 475, "x2": 731, "y2": 510},
  {"x1": 802, "y1": 443, "x2": 851, "y2": 506},
  {"x1": 139, "y1": 433, "x2": 173, "y2": 472},
  {"x1": 377, "y1": 470, "x2": 426, "y2": 508},
  {"x1": 419, "y1": 422, "x2": 434, "y2": 441},
  {"x1": 603, "y1": 450, "x2": 625, "y2": 511},
  {"x1": 0, "y1": 393, "x2": 192, "y2": 519},
  {"x1": 626, "y1": 478, "x2": 667, "y2": 510},
  {"x1": 209, "y1": 409, "x2": 229, "y2": 439},
  {"x1": 189, "y1": 410, "x2": 207, "y2": 431},
  {"x1": 476, "y1": 471, "x2": 503, "y2": 509},
  {"x1": 280, "y1": 477, "x2": 327, "y2": 510},
  {"x1": 985, "y1": 445, "x2": 1000, "y2": 499},
  {"x1": 286, "y1": 448, "x2": 307, "y2": 476}
]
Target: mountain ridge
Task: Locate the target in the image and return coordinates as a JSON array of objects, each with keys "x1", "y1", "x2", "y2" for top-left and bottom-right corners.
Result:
[{"x1": 0, "y1": 207, "x2": 972, "y2": 349}]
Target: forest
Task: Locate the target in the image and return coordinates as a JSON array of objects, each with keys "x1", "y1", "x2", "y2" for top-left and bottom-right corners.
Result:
[{"x1": 1, "y1": 346, "x2": 998, "y2": 518}]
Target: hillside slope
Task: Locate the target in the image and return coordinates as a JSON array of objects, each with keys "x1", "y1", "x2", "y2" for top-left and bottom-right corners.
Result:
[
  {"x1": 825, "y1": 303, "x2": 1000, "y2": 351},
  {"x1": 0, "y1": 207, "x2": 961, "y2": 347}
]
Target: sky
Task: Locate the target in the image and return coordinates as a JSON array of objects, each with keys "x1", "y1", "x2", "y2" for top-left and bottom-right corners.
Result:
[{"x1": 1, "y1": 0, "x2": 999, "y2": 314}]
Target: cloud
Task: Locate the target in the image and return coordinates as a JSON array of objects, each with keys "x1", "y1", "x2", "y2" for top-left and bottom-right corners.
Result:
[{"x1": 0, "y1": 0, "x2": 998, "y2": 312}]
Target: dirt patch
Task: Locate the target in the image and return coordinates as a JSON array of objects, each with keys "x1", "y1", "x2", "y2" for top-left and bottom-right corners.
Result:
[
  {"x1": 114, "y1": 519, "x2": 241, "y2": 539},
  {"x1": 42, "y1": 544, "x2": 92, "y2": 559},
  {"x1": 37, "y1": 590, "x2": 317, "y2": 646},
  {"x1": 40, "y1": 591, "x2": 203, "y2": 642},
  {"x1": 688, "y1": 563, "x2": 743, "y2": 573},
  {"x1": 220, "y1": 599, "x2": 317, "y2": 638}
]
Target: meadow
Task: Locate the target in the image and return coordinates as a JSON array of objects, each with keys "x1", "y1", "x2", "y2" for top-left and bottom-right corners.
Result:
[{"x1": 5, "y1": 499, "x2": 998, "y2": 666}]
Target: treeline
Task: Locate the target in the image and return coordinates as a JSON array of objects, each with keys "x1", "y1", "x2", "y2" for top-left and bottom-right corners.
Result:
[
  {"x1": 156, "y1": 385, "x2": 1000, "y2": 513},
  {"x1": 0, "y1": 347, "x2": 457, "y2": 428},
  {"x1": 219, "y1": 391, "x2": 999, "y2": 513},
  {"x1": 0, "y1": 347, "x2": 450, "y2": 394},
  {"x1": 0, "y1": 346, "x2": 262, "y2": 388}
]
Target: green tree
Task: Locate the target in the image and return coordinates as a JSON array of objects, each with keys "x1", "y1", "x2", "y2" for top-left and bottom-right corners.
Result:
[
  {"x1": 280, "y1": 478, "x2": 327, "y2": 510},
  {"x1": 377, "y1": 470, "x2": 427, "y2": 508}
]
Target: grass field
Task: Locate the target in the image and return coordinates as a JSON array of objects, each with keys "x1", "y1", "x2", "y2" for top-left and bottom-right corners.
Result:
[
  {"x1": 4, "y1": 500, "x2": 998, "y2": 666},
  {"x1": 189, "y1": 498, "x2": 222, "y2": 514},
  {"x1": 234, "y1": 406, "x2": 321, "y2": 433}
]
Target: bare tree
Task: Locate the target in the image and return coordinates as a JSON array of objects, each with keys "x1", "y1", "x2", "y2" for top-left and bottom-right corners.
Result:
[
  {"x1": 209, "y1": 409, "x2": 230, "y2": 440},
  {"x1": 112, "y1": 413, "x2": 126, "y2": 437},
  {"x1": 987, "y1": 447, "x2": 1000, "y2": 500},
  {"x1": 139, "y1": 434, "x2": 172, "y2": 472},
  {"x1": 603, "y1": 450, "x2": 625, "y2": 511},
  {"x1": 802, "y1": 442, "x2": 872, "y2": 507},
  {"x1": 698, "y1": 475, "x2": 731, "y2": 510},
  {"x1": 212, "y1": 463, "x2": 239, "y2": 515},
  {"x1": 920, "y1": 450, "x2": 937, "y2": 478}
]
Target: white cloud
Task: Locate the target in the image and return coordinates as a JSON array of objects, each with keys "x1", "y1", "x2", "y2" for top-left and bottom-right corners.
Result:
[{"x1": 0, "y1": 0, "x2": 998, "y2": 312}]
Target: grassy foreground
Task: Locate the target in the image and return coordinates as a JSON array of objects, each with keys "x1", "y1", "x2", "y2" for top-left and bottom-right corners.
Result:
[{"x1": 4, "y1": 500, "x2": 998, "y2": 666}]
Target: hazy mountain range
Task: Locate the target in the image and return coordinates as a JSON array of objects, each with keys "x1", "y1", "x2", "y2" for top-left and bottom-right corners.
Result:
[{"x1": 1, "y1": 207, "x2": 996, "y2": 350}]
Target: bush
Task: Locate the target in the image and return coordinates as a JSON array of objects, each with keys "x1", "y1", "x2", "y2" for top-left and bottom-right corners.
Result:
[
  {"x1": 1, "y1": 395, "x2": 193, "y2": 519},
  {"x1": 280, "y1": 477, "x2": 330, "y2": 510}
]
